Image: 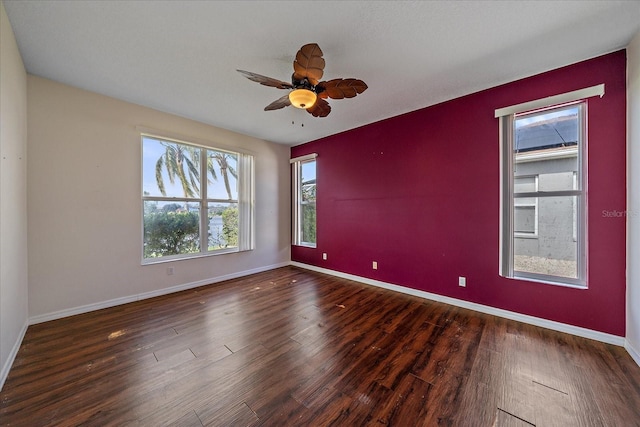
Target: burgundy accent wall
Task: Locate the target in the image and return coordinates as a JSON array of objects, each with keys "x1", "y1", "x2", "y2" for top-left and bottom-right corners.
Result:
[{"x1": 291, "y1": 50, "x2": 627, "y2": 336}]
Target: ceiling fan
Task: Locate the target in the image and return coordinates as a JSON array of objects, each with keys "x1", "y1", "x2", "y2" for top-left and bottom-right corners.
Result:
[{"x1": 237, "y1": 43, "x2": 368, "y2": 118}]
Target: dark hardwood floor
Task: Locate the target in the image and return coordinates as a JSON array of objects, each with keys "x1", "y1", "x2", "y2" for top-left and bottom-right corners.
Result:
[{"x1": 1, "y1": 266, "x2": 639, "y2": 426}]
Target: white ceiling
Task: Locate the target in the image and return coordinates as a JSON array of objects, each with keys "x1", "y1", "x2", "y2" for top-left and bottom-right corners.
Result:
[{"x1": 4, "y1": 1, "x2": 639, "y2": 146}]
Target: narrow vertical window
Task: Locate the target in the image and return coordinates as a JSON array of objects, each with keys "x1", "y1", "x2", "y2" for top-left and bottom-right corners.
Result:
[
  {"x1": 497, "y1": 84, "x2": 604, "y2": 287},
  {"x1": 291, "y1": 154, "x2": 317, "y2": 247}
]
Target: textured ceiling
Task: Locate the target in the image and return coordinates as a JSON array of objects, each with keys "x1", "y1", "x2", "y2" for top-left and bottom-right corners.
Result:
[{"x1": 4, "y1": 1, "x2": 639, "y2": 146}]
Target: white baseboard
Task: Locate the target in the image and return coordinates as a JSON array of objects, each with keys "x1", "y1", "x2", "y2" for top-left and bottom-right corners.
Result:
[
  {"x1": 29, "y1": 262, "x2": 290, "y2": 325},
  {"x1": 290, "y1": 262, "x2": 626, "y2": 347},
  {"x1": 625, "y1": 340, "x2": 640, "y2": 366},
  {"x1": 1, "y1": 320, "x2": 28, "y2": 392},
  {"x1": 19, "y1": 260, "x2": 637, "y2": 370}
]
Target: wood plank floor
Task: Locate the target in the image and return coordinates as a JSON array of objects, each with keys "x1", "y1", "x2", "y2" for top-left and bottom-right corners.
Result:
[{"x1": 2, "y1": 266, "x2": 640, "y2": 426}]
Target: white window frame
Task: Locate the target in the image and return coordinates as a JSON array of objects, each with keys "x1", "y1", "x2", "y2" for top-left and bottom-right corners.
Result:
[
  {"x1": 141, "y1": 132, "x2": 254, "y2": 264},
  {"x1": 291, "y1": 154, "x2": 317, "y2": 248},
  {"x1": 496, "y1": 84, "x2": 604, "y2": 288}
]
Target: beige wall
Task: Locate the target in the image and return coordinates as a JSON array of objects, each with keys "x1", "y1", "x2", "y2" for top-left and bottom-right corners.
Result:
[
  {"x1": 627, "y1": 31, "x2": 640, "y2": 363},
  {"x1": 27, "y1": 76, "x2": 291, "y2": 320},
  {"x1": 0, "y1": 1, "x2": 29, "y2": 388}
]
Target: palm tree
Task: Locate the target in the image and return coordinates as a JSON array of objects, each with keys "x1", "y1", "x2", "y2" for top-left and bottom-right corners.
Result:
[
  {"x1": 155, "y1": 142, "x2": 200, "y2": 198},
  {"x1": 154, "y1": 143, "x2": 238, "y2": 201},
  {"x1": 208, "y1": 152, "x2": 238, "y2": 200}
]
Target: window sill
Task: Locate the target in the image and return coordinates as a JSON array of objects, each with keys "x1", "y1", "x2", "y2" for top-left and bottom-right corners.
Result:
[
  {"x1": 508, "y1": 273, "x2": 587, "y2": 289},
  {"x1": 294, "y1": 243, "x2": 317, "y2": 249},
  {"x1": 142, "y1": 247, "x2": 242, "y2": 265}
]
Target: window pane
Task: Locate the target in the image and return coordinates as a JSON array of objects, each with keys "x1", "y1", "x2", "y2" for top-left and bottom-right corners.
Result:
[
  {"x1": 207, "y1": 150, "x2": 238, "y2": 200},
  {"x1": 142, "y1": 137, "x2": 201, "y2": 198},
  {"x1": 513, "y1": 196, "x2": 578, "y2": 279},
  {"x1": 208, "y1": 202, "x2": 238, "y2": 250},
  {"x1": 539, "y1": 172, "x2": 575, "y2": 192},
  {"x1": 514, "y1": 176, "x2": 536, "y2": 193},
  {"x1": 143, "y1": 201, "x2": 200, "y2": 258},
  {"x1": 293, "y1": 158, "x2": 317, "y2": 247},
  {"x1": 514, "y1": 106, "x2": 579, "y2": 183},
  {"x1": 514, "y1": 206, "x2": 536, "y2": 234},
  {"x1": 301, "y1": 203, "x2": 316, "y2": 245},
  {"x1": 301, "y1": 160, "x2": 316, "y2": 201},
  {"x1": 302, "y1": 181, "x2": 316, "y2": 203},
  {"x1": 301, "y1": 160, "x2": 316, "y2": 245},
  {"x1": 301, "y1": 161, "x2": 316, "y2": 188}
]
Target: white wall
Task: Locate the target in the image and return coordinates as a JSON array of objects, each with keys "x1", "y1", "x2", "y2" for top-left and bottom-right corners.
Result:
[
  {"x1": 0, "y1": 1, "x2": 29, "y2": 390},
  {"x1": 27, "y1": 76, "x2": 291, "y2": 320},
  {"x1": 627, "y1": 32, "x2": 640, "y2": 364}
]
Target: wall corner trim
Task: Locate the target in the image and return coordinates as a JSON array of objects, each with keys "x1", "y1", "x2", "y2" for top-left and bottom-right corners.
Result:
[
  {"x1": 290, "y1": 261, "x2": 627, "y2": 348},
  {"x1": 625, "y1": 340, "x2": 640, "y2": 367},
  {"x1": 0, "y1": 321, "x2": 29, "y2": 392}
]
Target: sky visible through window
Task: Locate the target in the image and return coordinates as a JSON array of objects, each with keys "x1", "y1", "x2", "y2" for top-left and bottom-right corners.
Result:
[
  {"x1": 515, "y1": 106, "x2": 578, "y2": 128},
  {"x1": 515, "y1": 106, "x2": 579, "y2": 152},
  {"x1": 301, "y1": 160, "x2": 316, "y2": 185},
  {"x1": 142, "y1": 137, "x2": 238, "y2": 199}
]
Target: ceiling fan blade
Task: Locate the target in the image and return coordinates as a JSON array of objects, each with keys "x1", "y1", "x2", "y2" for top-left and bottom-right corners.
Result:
[
  {"x1": 317, "y1": 78, "x2": 368, "y2": 100},
  {"x1": 292, "y1": 43, "x2": 325, "y2": 86},
  {"x1": 306, "y1": 98, "x2": 331, "y2": 117},
  {"x1": 237, "y1": 70, "x2": 293, "y2": 89},
  {"x1": 264, "y1": 94, "x2": 292, "y2": 111}
]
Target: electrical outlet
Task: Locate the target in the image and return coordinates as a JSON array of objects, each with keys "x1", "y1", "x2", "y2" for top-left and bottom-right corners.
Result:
[
  {"x1": 167, "y1": 267, "x2": 174, "y2": 276},
  {"x1": 458, "y1": 276, "x2": 466, "y2": 287},
  {"x1": 322, "y1": 253, "x2": 327, "y2": 260},
  {"x1": 372, "y1": 261, "x2": 378, "y2": 270}
]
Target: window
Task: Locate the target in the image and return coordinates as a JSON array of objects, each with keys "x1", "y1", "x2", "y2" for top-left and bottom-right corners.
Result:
[
  {"x1": 497, "y1": 84, "x2": 604, "y2": 287},
  {"x1": 142, "y1": 134, "x2": 253, "y2": 262},
  {"x1": 291, "y1": 154, "x2": 317, "y2": 247}
]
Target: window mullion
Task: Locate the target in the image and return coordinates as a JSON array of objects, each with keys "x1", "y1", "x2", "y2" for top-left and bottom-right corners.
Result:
[
  {"x1": 237, "y1": 153, "x2": 254, "y2": 251},
  {"x1": 200, "y1": 148, "x2": 208, "y2": 254},
  {"x1": 514, "y1": 190, "x2": 582, "y2": 198}
]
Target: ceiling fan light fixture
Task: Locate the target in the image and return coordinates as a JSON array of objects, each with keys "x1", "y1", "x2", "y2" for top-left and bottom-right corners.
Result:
[{"x1": 289, "y1": 88, "x2": 317, "y2": 109}]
